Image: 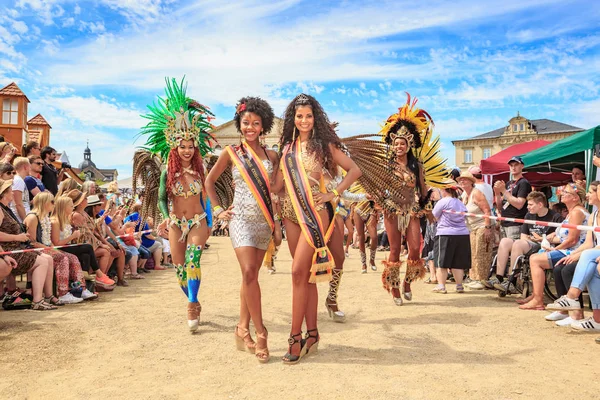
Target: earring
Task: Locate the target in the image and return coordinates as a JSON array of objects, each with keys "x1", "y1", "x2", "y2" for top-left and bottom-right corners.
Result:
[{"x1": 292, "y1": 126, "x2": 297, "y2": 142}]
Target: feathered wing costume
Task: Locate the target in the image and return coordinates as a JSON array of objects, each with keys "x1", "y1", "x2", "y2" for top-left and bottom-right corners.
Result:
[{"x1": 340, "y1": 93, "x2": 450, "y2": 290}]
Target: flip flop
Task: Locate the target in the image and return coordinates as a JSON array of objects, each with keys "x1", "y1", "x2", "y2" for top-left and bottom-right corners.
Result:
[{"x1": 518, "y1": 304, "x2": 545, "y2": 310}]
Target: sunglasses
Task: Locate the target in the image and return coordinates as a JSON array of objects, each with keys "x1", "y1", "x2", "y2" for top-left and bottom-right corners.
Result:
[
  {"x1": 6, "y1": 171, "x2": 16, "y2": 175},
  {"x1": 33, "y1": 162, "x2": 43, "y2": 166}
]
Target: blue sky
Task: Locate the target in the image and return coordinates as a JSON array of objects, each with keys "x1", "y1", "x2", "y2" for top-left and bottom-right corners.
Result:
[{"x1": 1, "y1": 0, "x2": 599, "y2": 178}]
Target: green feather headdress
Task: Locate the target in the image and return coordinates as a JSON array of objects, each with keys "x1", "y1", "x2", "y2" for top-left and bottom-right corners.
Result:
[{"x1": 138, "y1": 76, "x2": 215, "y2": 161}]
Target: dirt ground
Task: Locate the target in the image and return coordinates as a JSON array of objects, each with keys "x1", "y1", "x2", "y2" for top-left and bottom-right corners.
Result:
[{"x1": 0, "y1": 236, "x2": 598, "y2": 400}]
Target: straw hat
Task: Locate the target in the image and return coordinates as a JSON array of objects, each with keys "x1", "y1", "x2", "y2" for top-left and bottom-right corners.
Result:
[
  {"x1": 0, "y1": 179, "x2": 13, "y2": 196},
  {"x1": 457, "y1": 171, "x2": 476, "y2": 184},
  {"x1": 87, "y1": 195, "x2": 102, "y2": 207},
  {"x1": 65, "y1": 189, "x2": 88, "y2": 207}
]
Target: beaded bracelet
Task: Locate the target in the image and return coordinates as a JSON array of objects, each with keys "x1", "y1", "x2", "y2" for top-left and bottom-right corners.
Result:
[{"x1": 213, "y1": 206, "x2": 224, "y2": 218}]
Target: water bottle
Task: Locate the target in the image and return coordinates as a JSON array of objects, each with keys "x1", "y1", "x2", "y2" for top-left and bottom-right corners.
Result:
[{"x1": 541, "y1": 234, "x2": 551, "y2": 249}]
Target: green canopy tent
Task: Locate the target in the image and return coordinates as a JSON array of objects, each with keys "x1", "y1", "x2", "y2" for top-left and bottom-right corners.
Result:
[{"x1": 521, "y1": 125, "x2": 600, "y2": 185}]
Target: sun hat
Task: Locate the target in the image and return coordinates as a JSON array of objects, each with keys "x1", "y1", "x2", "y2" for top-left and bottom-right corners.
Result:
[
  {"x1": 65, "y1": 189, "x2": 88, "y2": 207},
  {"x1": 457, "y1": 171, "x2": 476, "y2": 184},
  {"x1": 0, "y1": 179, "x2": 13, "y2": 195},
  {"x1": 87, "y1": 195, "x2": 102, "y2": 207}
]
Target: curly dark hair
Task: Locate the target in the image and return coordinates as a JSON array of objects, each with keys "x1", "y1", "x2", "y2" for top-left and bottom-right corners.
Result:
[
  {"x1": 279, "y1": 93, "x2": 342, "y2": 177},
  {"x1": 234, "y1": 96, "x2": 275, "y2": 135}
]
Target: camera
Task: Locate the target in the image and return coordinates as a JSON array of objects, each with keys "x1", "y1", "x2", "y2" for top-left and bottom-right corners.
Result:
[{"x1": 61, "y1": 162, "x2": 72, "y2": 169}]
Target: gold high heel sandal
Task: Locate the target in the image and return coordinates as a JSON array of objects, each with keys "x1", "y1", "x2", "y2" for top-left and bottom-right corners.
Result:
[
  {"x1": 234, "y1": 326, "x2": 256, "y2": 354},
  {"x1": 325, "y1": 269, "x2": 346, "y2": 323},
  {"x1": 254, "y1": 327, "x2": 270, "y2": 364}
]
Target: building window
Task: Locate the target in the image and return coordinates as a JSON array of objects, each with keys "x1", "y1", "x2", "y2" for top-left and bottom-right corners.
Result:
[
  {"x1": 2, "y1": 99, "x2": 19, "y2": 125},
  {"x1": 483, "y1": 148, "x2": 492, "y2": 159},
  {"x1": 519, "y1": 123, "x2": 524, "y2": 131},
  {"x1": 512, "y1": 124, "x2": 518, "y2": 132},
  {"x1": 464, "y1": 149, "x2": 473, "y2": 164}
]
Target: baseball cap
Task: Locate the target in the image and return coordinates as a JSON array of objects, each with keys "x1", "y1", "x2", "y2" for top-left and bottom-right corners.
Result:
[
  {"x1": 508, "y1": 156, "x2": 524, "y2": 165},
  {"x1": 467, "y1": 166, "x2": 482, "y2": 175}
]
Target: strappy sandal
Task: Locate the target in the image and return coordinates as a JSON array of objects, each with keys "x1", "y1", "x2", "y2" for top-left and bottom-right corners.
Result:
[
  {"x1": 130, "y1": 274, "x2": 145, "y2": 279},
  {"x1": 282, "y1": 332, "x2": 304, "y2": 365},
  {"x1": 31, "y1": 300, "x2": 58, "y2": 311},
  {"x1": 235, "y1": 325, "x2": 256, "y2": 354},
  {"x1": 254, "y1": 327, "x2": 270, "y2": 364},
  {"x1": 45, "y1": 295, "x2": 65, "y2": 306},
  {"x1": 303, "y1": 329, "x2": 320, "y2": 358}
]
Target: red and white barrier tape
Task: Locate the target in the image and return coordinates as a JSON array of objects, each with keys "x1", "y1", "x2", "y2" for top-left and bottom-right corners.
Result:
[
  {"x1": 442, "y1": 210, "x2": 599, "y2": 232},
  {"x1": 0, "y1": 229, "x2": 153, "y2": 256}
]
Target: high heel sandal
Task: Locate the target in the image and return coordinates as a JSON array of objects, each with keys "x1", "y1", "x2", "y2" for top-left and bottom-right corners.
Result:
[
  {"x1": 254, "y1": 326, "x2": 270, "y2": 363},
  {"x1": 234, "y1": 325, "x2": 256, "y2": 354},
  {"x1": 326, "y1": 269, "x2": 346, "y2": 323},
  {"x1": 187, "y1": 302, "x2": 201, "y2": 332},
  {"x1": 282, "y1": 332, "x2": 304, "y2": 365},
  {"x1": 302, "y1": 329, "x2": 320, "y2": 358}
]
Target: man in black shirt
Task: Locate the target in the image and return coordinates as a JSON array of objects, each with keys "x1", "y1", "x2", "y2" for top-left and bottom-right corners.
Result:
[
  {"x1": 490, "y1": 191, "x2": 561, "y2": 292},
  {"x1": 40, "y1": 146, "x2": 64, "y2": 195},
  {"x1": 493, "y1": 156, "x2": 532, "y2": 240}
]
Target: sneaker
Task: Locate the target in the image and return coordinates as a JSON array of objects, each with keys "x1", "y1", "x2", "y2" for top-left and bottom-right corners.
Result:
[
  {"x1": 96, "y1": 274, "x2": 115, "y2": 286},
  {"x1": 467, "y1": 281, "x2": 485, "y2": 290},
  {"x1": 81, "y1": 289, "x2": 98, "y2": 300},
  {"x1": 570, "y1": 317, "x2": 600, "y2": 332},
  {"x1": 546, "y1": 295, "x2": 581, "y2": 311},
  {"x1": 463, "y1": 277, "x2": 472, "y2": 284},
  {"x1": 345, "y1": 251, "x2": 350, "y2": 258},
  {"x1": 484, "y1": 278, "x2": 500, "y2": 289},
  {"x1": 556, "y1": 317, "x2": 577, "y2": 327},
  {"x1": 455, "y1": 284, "x2": 464, "y2": 293},
  {"x1": 432, "y1": 285, "x2": 447, "y2": 294},
  {"x1": 58, "y1": 293, "x2": 84, "y2": 304},
  {"x1": 545, "y1": 311, "x2": 569, "y2": 321},
  {"x1": 493, "y1": 279, "x2": 514, "y2": 293}
]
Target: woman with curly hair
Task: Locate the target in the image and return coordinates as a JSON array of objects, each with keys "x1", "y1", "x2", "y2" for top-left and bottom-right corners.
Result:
[
  {"x1": 206, "y1": 96, "x2": 278, "y2": 363},
  {"x1": 277, "y1": 94, "x2": 361, "y2": 364}
]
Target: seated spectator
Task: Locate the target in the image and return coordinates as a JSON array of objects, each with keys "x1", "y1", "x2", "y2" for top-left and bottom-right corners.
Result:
[
  {"x1": 66, "y1": 189, "x2": 117, "y2": 289},
  {"x1": 0, "y1": 142, "x2": 17, "y2": 164},
  {"x1": 125, "y1": 204, "x2": 166, "y2": 270},
  {"x1": 84, "y1": 194, "x2": 128, "y2": 286},
  {"x1": 9, "y1": 157, "x2": 31, "y2": 222},
  {"x1": 25, "y1": 155, "x2": 46, "y2": 200},
  {"x1": 0, "y1": 246, "x2": 18, "y2": 282},
  {"x1": 431, "y1": 184, "x2": 471, "y2": 294},
  {"x1": 545, "y1": 181, "x2": 600, "y2": 326},
  {"x1": 21, "y1": 141, "x2": 41, "y2": 158},
  {"x1": 0, "y1": 162, "x2": 16, "y2": 181},
  {"x1": 81, "y1": 181, "x2": 98, "y2": 195},
  {"x1": 0, "y1": 179, "x2": 57, "y2": 310},
  {"x1": 490, "y1": 191, "x2": 562, "y2": 292},
  {"x1": 50, "y1": 195, "x2": 111, "y2": 290},
  {"x1": 494, "y1": 157, "x2": 532, "y2": 240},
  {"x1": 552, "y1": 202, "x2": 568, "y2": 219},
  {"x1": 24, "y1": 192, "x2": 96, "y2": 303},
  {"x1": 520, "y1": 182, "x2": 589, "y2": 310},
  {"x1": 107, "y1": 214, "x2": 144, "y2": 279},
  {"x1": 56, "y1": 177, "x2": 81, "y2": 197}
]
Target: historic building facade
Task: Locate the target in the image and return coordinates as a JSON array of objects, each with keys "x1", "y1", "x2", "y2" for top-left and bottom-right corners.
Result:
[
  {"x1": 78, "y1": 142, "x2": 118, "y2": 182},
  {"x1": 0, "y1": 82, "x2": 52, "y2": 150},
  {"x1": 452, "y1": 113, "x2": 584, "y2": 170},
  {"x1": 211, "y1": 117, "x2": 283, "y2": 152}
]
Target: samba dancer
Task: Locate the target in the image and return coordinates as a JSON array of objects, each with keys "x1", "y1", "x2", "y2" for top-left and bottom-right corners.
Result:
[{"x1": 133, "y1": 77, "x2": 215, "y2": 332}]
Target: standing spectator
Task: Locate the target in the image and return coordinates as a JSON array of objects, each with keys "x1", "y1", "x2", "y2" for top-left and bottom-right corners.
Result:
[
  {"x1": 9, "y1": 157, "x2": 30, "y2": 222},
  {"x1": 40, "y1": 146, "x2": 63, "y2": 195},
  {"x1": 81, "y1": 181, "x2": 97, "y2": 195},
  {"x1": 431, "y1": 184, "x2": 472, "y2": 294},
  {"x1": 458, "y1": 171, "x2": 493, "y2": 290},
  {"x1": 468, "y1": 165, "x2": 494, "y2": 209},
  {"x1": 25, "y1": 155, "x2": 46, "y2": 200},
  {"x1": 571, "y1": 165, "x2": 585, "y2": 183},
  {"x1": 21, "y1": 141, "x2": 41, "y2": 157},
  {"x1": 493, "y1": 156, "x2": 532, "y2": 240}
]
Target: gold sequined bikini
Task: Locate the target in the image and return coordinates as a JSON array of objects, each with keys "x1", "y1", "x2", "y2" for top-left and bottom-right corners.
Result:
[{"x1": 170, "y1": 169, "x2": 207, "y2": 242}]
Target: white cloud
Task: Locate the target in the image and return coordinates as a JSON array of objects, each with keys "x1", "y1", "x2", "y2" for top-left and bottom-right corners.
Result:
[
  {"x1": 74, "y1": 4, "x2": 80, "y2": 14},
  {"x1": 35, "y1": 95, "x2": 144, "y2": 129},
  {"x1": 62, "y1": 17, "x2": 74, "y2": 27},
  {"x1": 79, "y1": 20, "x2": 105, "y2": 34},
  {"x1": 11, "y1": 20, "x2": 28, "y2": 34},
  {"x1": 16, "y1": 0, "x2": 65, "y2": 25},
  {"x1": 41, "y1": 39, "x2": 60, "y2": 55}
]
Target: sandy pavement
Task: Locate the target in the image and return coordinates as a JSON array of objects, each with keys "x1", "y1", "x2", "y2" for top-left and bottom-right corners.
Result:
[{"x1": 0, "y1": 236, "x2": 598, "y2": 400}]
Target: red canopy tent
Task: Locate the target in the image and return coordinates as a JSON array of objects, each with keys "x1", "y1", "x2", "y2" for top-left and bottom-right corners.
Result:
[{"x1": 480, "y1": 140, "x2": 571, "y2": 187}]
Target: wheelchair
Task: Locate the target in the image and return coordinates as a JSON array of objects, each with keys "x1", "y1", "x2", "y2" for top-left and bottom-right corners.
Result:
[{"x1": 487, "y1": 249, "x2": 558, "y2": 301}]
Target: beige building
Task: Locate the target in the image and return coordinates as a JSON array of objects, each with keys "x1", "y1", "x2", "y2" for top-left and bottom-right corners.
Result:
[
  {"x1": 211, "y1": 117, "x2": 283, "y2": 152},
  {"x1": 452, "y1": 113, "x2": 584, "y2": 170}
]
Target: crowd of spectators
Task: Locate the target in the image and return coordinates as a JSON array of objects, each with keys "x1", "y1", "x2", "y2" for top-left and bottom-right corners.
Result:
[{"x1": 0, "y1": 137, "x2": 171, "y2": 311}]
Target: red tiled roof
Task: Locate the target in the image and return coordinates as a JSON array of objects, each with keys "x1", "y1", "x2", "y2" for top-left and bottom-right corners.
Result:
[
  {"x1": 27, "y1": 113, "x2": 51, "y2": 128},
  {"x1": 0, "y1": 82, "x2": 30, "y2": 102}
]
